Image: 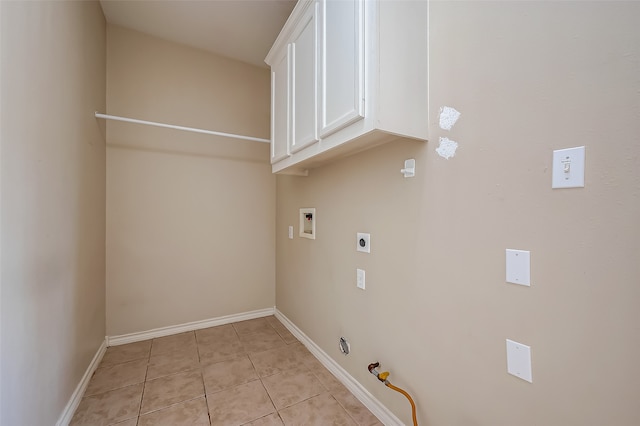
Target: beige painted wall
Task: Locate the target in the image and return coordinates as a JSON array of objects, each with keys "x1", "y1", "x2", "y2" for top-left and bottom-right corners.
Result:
[
  {"x1": 276, "y1": 2, "x2": 640, "y2": 425},
  {"x1": 106, "y1": 26, "x2": 275, "y2": 336},
  {"x1": 0, "y1": 1, "x2": 106, "y2": 424}
]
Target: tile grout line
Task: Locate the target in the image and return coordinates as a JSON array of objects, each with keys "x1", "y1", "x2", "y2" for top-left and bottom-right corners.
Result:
[
  {"x1": 134, "y1": 342, "x2": 153, "y2": 422},
  {"x1": 330, "y1": 392, "x2": 363, "y2": 426},
  {"x1": 82, "y1": 360, "x2": 149, "y2": 400},
  {"x1": 248, "y1": 354, "x2": 281, "y2": 424},
  {"x1": 245, "y1": 318, "x2": 285, "y2": 424},
  {"x1": 194, "y1": 331, "x2": 212, "y2": 426},
  {"x1": 137, "y1": 394, "x2": 206, "y2": 418},
  {"x1": 258, "y1": 371, "x2": 280, "y2": 422},
  {"x1": 138, "y1": 332, "x2": 208, "y2": 420}
]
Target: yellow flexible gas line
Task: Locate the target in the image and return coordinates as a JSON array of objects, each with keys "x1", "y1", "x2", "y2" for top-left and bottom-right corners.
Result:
[
  {"x1": 386, "y1": 382, "x2": 418, "y2": 426},
  {"x1": 367, "y1": 362, "x2": 418, "y2": 426}
]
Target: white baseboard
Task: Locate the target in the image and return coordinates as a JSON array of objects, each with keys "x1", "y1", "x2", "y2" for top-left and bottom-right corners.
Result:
[
  {"x1": 274, "y1": 309, "x2": 403, "y2": 426},
  {"x1": 107, "y1": 307, "x2": 275, "y2": 346},
  {"x1": 56, "y1": 339, "x2": 107, "y2": 426}
]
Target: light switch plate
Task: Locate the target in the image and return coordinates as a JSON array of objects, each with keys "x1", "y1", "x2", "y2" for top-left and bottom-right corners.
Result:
[
  {"x1": 506, "y1": 339, "x2": 533, "y2": 383},
  {"x1": 552, "y1": 146, "x2": 585, "y2": 189},
  {"x1": 288, "y1": 226, "x2": 293, "y2": 239},
  {"x1": 506, "y1": 249, "x2": 531, "y2": 286},
  {"x1": 356, "y1": 269, "x2": 365, "y2": 290}
]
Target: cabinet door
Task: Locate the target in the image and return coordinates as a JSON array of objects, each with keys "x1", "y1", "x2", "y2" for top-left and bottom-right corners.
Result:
[
  {"x1": 290, "y1": 3, "x2": 318, "y2": 153},
  {"x1": 319, "y1": 0, "x2": 364, "y2": 138},
  {"x1": 270, "y1": 47, "x2": 290, "y2": 164}
]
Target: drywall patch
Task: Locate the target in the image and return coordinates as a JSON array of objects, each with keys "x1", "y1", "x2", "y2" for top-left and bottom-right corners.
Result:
[
  {"x1": 439, "y1": 106, "x2": 461, "y2": 131},
  {"x1": 436, "y1": 137, "x2": 458, "y2": 159}
]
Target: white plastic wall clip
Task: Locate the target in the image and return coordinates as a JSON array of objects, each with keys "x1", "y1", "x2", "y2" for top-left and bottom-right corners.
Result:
[{"x1": 401, "y1": 159, "x2": 416, "y2": 178}]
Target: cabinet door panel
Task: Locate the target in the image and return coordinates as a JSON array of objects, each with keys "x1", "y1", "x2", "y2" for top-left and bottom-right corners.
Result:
[
  {"x1": 271, "y1": 49, "x2": 290, "y2": 163},
  {"x1": 319, "y1": 0, "x2": 364, "y2": 138},
  {"x1": 290, "y1": 4, "x2": 318, "y2": 153}
]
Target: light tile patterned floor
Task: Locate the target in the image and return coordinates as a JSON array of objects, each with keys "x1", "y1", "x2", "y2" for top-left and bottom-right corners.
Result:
[{"x1": 71, "y1": 316, "x2": 382, "y2": 426}]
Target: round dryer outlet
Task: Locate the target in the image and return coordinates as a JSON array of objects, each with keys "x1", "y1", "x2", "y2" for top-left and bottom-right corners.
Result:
[{"x1": 356, "y1": 233, "x2": 371, "y2": 253}]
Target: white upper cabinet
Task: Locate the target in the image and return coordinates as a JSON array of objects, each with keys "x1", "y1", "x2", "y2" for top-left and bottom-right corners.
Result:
[
  {"x1": 290, "y1": 3, "x2": 318, "y2": 153},
  {"x1": 265, "y1": 0, "x2": 428, "y2": 175},
  {"x1": 270, "y1": 46, "x2": 290, "y2": 163},
  {"x1": 319, "y1": 0, "x2": 364, "y2": 138}
]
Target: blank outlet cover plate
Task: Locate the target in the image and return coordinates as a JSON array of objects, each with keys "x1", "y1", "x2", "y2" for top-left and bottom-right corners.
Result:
[
  {"x1": 506, "y1": 339, "x2": 533, "y2": 383},
  {"x1": 506, "y1": 249, "x2": 531, "y2": 286},
  {"x1": 552, "y1": 146, "x2": 585, "y2": 189}
]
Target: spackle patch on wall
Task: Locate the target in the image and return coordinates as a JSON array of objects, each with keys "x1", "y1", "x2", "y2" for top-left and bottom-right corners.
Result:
[
  {"x1": 439, "y1": 106, "x2": 461, "y2": 131},
  {"x1": 436, "y1": 137, "x2": 458, "y2": 159}
]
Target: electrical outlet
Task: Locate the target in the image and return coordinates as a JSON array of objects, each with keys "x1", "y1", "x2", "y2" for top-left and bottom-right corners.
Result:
[{"x1": 357, "y1": 233, "x2": 371, "y2": 253}]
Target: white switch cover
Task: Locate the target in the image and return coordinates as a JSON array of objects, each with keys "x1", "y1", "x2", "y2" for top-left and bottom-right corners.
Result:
[
  {"x1": 506, "y1": 339, "x2": 532, "y2": 383},
  {"x1": 552, "y1": 146, "x2": 585, "y2": 189},
  {"x1": 506, "y1": 249, "x2": 531, "y2": 286},
  {"x1": 356, "y1": 269, "x2": 365, "y2": 290},
  {"x1": 288, "y1": 226, "x2": 293, "y2": 239}
]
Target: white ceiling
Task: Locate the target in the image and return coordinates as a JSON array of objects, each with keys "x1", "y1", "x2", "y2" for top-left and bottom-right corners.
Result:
[{"x1": 99, "y1": 0, "x2": 297, "y2": 68}]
